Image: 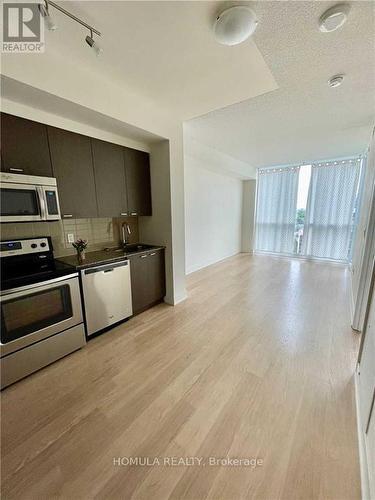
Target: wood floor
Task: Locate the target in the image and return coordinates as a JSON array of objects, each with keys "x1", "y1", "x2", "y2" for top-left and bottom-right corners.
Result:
[{"x1": 1, "y1": 254, "x2": 361, "y2": 500}]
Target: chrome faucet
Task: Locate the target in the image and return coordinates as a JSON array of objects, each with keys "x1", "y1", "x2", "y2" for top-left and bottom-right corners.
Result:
[{"x1": 121, "y1": 222, "x2": 131, "y2": 247}]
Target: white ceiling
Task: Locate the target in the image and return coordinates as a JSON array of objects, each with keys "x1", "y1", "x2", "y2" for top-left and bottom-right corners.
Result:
[
  {"x1": 186, "y1": 0, "x2": 375, "y2": 168},
  {"x1": 2, "y1": 1, "x2": 374, "y2": 171},
  {"x1": 1, "y1": 1, "x2": 277, "y2": 120}
]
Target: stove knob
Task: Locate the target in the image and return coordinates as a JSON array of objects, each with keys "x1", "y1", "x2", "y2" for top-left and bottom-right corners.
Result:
[
  {"x1": 31, "y1": 243, "x2": 37, "y2": 249},
  {"x1": 40, "y1": 242, "x2": 47, "y2": 248}
]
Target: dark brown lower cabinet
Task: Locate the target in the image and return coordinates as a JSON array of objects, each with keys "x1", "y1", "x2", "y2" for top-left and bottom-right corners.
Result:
[{"x1": 129, "y1": 249, "x2": 165, "y2": 315}]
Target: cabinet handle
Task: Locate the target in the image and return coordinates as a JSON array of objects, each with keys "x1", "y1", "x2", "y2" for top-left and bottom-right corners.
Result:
[
  {"x1": 130, "y1": 212, "x2": 137, "y2": 216},
  {"x1": 150, "y1": 253, "x2": 156, "y2": 256},
  {"x1": 63, "y1": 214, "x2": 73, "y2": 218},
  {"x1": 120, "y1": 213, "x2": 128, "y2": 216},
  {"x1": 140, "y1": 254, "x2": 148, "y2": 258},
  {"x1": 9, "y1": 167, "x2": 24, "y2": 172}
]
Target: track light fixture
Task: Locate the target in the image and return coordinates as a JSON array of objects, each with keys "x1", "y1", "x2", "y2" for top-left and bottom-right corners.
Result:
[
  {"x1": 85, "y1": 30, "x2": 103, "y2": 56},
  {"x1": 39, "y1": 0, "x2": 102, "y2": 55},
  {"x1": 38, "y1": 1, "x2": 57, "y2": 31}
]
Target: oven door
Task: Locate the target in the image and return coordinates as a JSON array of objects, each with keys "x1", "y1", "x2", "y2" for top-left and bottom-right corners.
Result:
[
  {"x1": 0, "y1": 275, "x2": 83, "y2": 356},
  {"x1": 0, "y1": 182, "x2": 44, "y2": 222}
]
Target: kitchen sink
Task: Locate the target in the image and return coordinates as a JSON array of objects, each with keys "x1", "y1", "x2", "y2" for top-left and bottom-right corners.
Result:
[
  {"x1": 124, "y1": 244, "x2": 155, "y2": 253},
  {"x1": 106, "y1": 244, "x2": 155, "y2": 255}
]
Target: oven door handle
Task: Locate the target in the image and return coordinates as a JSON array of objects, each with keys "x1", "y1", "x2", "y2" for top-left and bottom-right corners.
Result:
[
  {"x1": 36, "y1": 186, "x2": 47, "y2": 220},
  {"x1": 0, "y1": 273, "x2": 79, "y2": 298}
]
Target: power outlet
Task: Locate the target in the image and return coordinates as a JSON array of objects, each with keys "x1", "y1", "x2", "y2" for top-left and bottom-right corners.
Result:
[{"x1": 67, "y1": 233, "x2": 75, "y2": 244}]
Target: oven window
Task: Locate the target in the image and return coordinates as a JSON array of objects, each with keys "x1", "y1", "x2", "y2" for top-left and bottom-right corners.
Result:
[
  {"x1": 0, "y1": 188, "x2": 39, "y2": 216},
  {"x1": 1, "y1": 285, "x2": 73, "y2": 343}
]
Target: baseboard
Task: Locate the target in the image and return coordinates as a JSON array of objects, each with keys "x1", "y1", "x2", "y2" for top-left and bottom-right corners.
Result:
[
  {"x1": 172, "y1": 293, "x2": 188, "y2": 305},
  {"x1": 354, "y1": 368, "x2": 371, "y2": 500},
  {"x1": 185, "y1": 251, "x2": 241, "y2": 275},
  {"x1": 254, "y1": 250, "x2": 349, "y2": 266},
  {"x1": 349, "y1": 266, "x2": 356, "y2": 328},
  {"x1": 164, "y1": 291, "x2": 187, "y2": 306}
]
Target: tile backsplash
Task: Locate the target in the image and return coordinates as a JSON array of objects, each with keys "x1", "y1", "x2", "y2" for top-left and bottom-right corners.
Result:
[{"x1": 0, "y1": 216, "x2": 139, "y2": 257}]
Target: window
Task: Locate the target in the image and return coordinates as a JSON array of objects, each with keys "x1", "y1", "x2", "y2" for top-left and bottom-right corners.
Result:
[
  {"x1": 255, "y1": 166, "x2": 300, "y2": 255},
  {"x1": 255, "y1": 158, "x2": 362, "y2": 262},
  {"x1": 302, "y1": 159, "x2": 361, "y2": 261},
  {"x1": 294, "y1": 165, "x2": 311, "y2": 254}
]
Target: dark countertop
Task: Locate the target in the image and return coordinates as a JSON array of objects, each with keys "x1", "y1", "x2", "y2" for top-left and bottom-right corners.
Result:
[{"x1": 56, "y1": 245, "x2": 165, "y2": 270}]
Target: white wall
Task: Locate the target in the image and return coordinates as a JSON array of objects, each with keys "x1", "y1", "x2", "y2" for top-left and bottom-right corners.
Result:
[
  {"x1": 356, "y1": 274, "x2": 375, "y2": 500},
  {"x1": 184, "y1": 155, "x2": 244, "y2": 275},
  {"x1": 1, "y1": 55, "x2": 187, "y2": 304},
  {"x1": 184, "y1": 132, "x2": 257, "y2": 179},
  {"x1": 139, "y1": 140, "x2": 175, "y2": 303},
  {"x1": 351, "y1": 126, "x2": 375, "y2": 326},
  {"x1": 1, "y1": 98, "x2": 150, "y2": 152},
  {"x1": 241, "y1": 180, "x2": 256, "y2": 253}
]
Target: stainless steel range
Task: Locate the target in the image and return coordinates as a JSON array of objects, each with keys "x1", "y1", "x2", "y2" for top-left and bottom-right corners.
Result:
[{"x1": 0, "y1": 237, "x2": 86, "y2": 389}]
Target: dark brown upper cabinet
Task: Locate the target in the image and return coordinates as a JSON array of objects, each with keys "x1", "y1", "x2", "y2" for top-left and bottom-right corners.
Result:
[
  {"x1": 1, "y1": 113, "x2": 153, "y2": 221},
  {"x1": 91, "y1": 138, "x2": 128, "y2": 217},
  {"x1": 47, "y1": 127, "x2": 98, "y2": 218},
  {"x1": 0, "y1": 113, "x2": 53, "y2": 177},
  {"x1": 123, "y1": 147, "x2": 152, "y2": 216}
]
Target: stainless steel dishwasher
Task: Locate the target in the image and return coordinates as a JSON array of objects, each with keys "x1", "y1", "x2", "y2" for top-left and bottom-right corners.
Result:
[{"x1": 81, "y1": 260, "x2": 133, "y2": 336}]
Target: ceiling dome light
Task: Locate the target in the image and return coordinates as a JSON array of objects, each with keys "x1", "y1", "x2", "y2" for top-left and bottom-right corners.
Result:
[
  {"x1": 328, "y1": 74, "x2": 344, "y2": 87},
  {"x1": 319, "y1": 3, "x2": 350, "y2": 32},
  {"x1": 214, "y1": 6, "x2": 258, "y2": 46}
]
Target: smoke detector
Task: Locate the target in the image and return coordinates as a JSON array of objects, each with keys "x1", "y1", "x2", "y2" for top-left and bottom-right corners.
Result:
[
  {"x1": 328, "y1": 75, "x2": 344, "y2": 88},
  {"x1": 319, "y1": 4, "x2": 350, "y2": 32},
  {"x1": 214, "y1": 6, "x2": 258, "y2": 46}
]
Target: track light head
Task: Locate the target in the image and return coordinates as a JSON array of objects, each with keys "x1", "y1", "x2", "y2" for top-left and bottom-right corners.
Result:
[
  {"x1": 39, "y1": 2, "x2": 57, "y2": 31},
  {"x1": 85, "y1": 33, "x2": 103, "y2": 56},
  {"x1": 38, "y1": 1, "x2": 102, "y2": 56}
]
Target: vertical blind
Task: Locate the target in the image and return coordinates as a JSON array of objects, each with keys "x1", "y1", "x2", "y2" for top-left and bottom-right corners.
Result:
[
  {"x1": 255, "y1": 158, "x2": 361, "y2": 262},
  {"x1": 302, "y1": 159, "x2": 361, "y2": 261},
  {"x1": 255, "y1": 166, "x2": 300, "y2": 254}
]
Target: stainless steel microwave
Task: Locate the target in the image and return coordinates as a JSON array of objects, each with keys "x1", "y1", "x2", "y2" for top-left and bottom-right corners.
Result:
[{"x1": 0, "y1": 172, "x2": 61, "y2": 222}]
